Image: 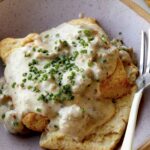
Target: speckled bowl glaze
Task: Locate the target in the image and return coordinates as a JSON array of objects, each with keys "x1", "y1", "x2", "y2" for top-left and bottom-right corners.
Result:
[{"x1": 0, "y1": 0, "x2": 150, "y2": 149}]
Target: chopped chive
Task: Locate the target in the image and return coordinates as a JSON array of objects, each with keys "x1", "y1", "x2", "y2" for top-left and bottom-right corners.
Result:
[
  {"x1": 56, "y1": 33, "x2": 60, "y2": 37},
  {"x1": 13, "y1": 121, "x2": 19, "y2": 127},
  {"x1": 24, "y1": 52, "x2": 31, "y2": 57},
  {"x1": 88, "y1": 61, "x2": 94, "y2": 67},
  {"x1": 36, "y1": 108, "x2": 42, "y2": 112},
  {"x1": 42, "y1": 49, "x2": 48, "y2": 53},
  {"x1": 12, "y1": 82, "x2": 16, "y2": 88},
  {"x1": 100, "y1": 58, "x2": 107, "y2": 63},
  {"x1": 33, "y1": 87, "x2": 40, "y2": 92},
  {"x1": 23, "y1": 73, "x2": 27, "y2": 77},
  {"x1": 54, "y1": 125, "x2": 59, "y2": 129},
  {"x1": 101, "y1": 35, "x2": 108, "y2": 44},
  {"x1": 72, "y1": 41, "x2": 77, "y2": 47},
  {"x1": 80, "y1": 50, "x2": 87, "y2": 54},
  {"x1": 88, "y1": 37, "x2": 94, "y2": 41},
  {"x1": 20, "y1": 83, "x2": 25, "y2": 88},
  {"x1": 81, "y1": 108, "x2": 85, "y2": 113},
  {"x1": 27, "y1": 85, "x2": 32, "y2": 90},
  {"x1": 32, "y1": 59, "x2": 38, "y2": 65},
  {"x1": 28, "y1": 59, "x2": 38, "y2": 66},
  {"x1": 73, "y1": 51, "x2": 79, "y2": 59},
  {"x1": 32, "y1": 47, "x2": 36, "y2": 52},
  {"x1": 78, "y1": 30, "x2": 82, "y2": 34},
  {"x1": 59, "y1": 40, "x2": 68, "y2": 47},
  {"x1": 44, "y1": 34, "x2": 49, "y2": 38},
  {"x1": 83, "y1": 29, "x2": 91, "y2": 37},
  {"x1": 79, "y1": 39, "x2": 88, "y2": 47},
  {"x1": 22, "y1": 79, "x2": 26, "y2": 83},
  {"x1": 28, "y1": 74, "x2": 32, "y2": 80},
  {"x1": 38, "y1": 49, "x2": 48, "y2": 54},
  {"x1": 1, "y1": 113, "x2": 5, "y2": 119},
  {"x1": 38, "y1": 48, "x2": 42, "y2": 52}
]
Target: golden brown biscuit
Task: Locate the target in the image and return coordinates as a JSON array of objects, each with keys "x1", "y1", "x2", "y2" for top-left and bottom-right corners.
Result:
[
  {"x1": 0, "y1": 33, "x2": 39, "y2": 63},
  {"x1": 145, "y1": 0, "x2": 150, "y2": 7},
  {"x1": 22, "y1": 112, "x2": 49, "y2": 132},
  {"x1": 100, "y1": 58, "x2": 130, "y2": 99},
  {"x1": 39, "y1": 86, "x2": 136, "y2": 150}
]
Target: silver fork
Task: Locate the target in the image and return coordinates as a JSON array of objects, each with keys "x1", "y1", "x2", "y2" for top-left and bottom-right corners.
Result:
[{"x1": 121, "y1": 29, "x2": 150, "y2": 150}]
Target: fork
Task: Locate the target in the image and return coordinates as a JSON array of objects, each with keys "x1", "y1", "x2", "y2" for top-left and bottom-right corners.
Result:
[{"x1": 121, "y1": 29, "x2": 150, "y2": 150}]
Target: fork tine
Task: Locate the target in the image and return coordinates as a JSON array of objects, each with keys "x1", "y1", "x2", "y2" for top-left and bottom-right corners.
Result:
[
  {"x1": 140, "y1": 31, "x2": 145, "y2": 75},
  {"x1": 146, "y1": 29, "x2": 150, "y2": 73}
]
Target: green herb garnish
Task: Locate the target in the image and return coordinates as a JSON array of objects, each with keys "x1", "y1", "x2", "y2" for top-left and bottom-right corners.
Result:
[
  {"x1": 83, "y1": 29, "x2": 91, "y2": 37},
  {"x1": 100, "y1": 58, "x2": 107, "y2": 63},
  {"x1": 27, "y1": 85, "x2": 33, "y2": 90},
  {"x1": 20, "y1": 83, "x2": 25, "y2": 88},
  {"x1": 13, "y1": 121, "x2": 19, "y2": 127},
  {"x1": 79, "y1": 39, "x2": 88, "y2": 47},
  {"x1": 54, "y1": 125, "x2": 59, "y2": 129},
  {"x1": 1, "y1": 113, "x2": 5, "y2": 119},
  {"x1": 56, "y1": 33, "x2": 60, "y2": 37},
  {"x1": 68, "y1": 72, "x2": 76, "y2": 85},
  {"x1": 72, "y1": 41, "x2": 77, "y2": 47},
  {"x1": 38, "y1": 84, "x2": 74, "y2": 103},
  {"x1": 80, "y1": 49, "x2": 87, "y2": 54},
  {"x1": 22, "y1": 79, "x2": 26, "y2": 83},
  {"x1": 28, "y1": 59, "x2": 38, "y2": 66},
  {"x1": 88, "y1": 61, "x2": 94, "y2": 67},
  {"x1": 11, "y1": 82, "x2": 16, "y2": 88},
  {"x1": 36, "y1": 108, "x2": 42, "y2": 112},
  {"x1": 59, "y1": 40, "x2": 69, "y2": 47},
  {"x1": 23, "y1": 73, "x2": 27, "y2": 77},
  {"x1": 101, "y1": 35, "x2": 109, "y2": 45},
  {"x1": 44, "y1": 34, "x2": 49, "y2": 38},
  {"x1": 32, "y1": 47, "x2": 36, "y2": 52},
  {"x1": 24, "y1": 52, "x2": 31, "y2": 57}
]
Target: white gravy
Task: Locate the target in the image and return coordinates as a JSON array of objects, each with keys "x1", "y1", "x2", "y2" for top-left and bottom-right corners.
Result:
[{"x1": 0, "y1": 22, "x2": 135, "y2": 139}]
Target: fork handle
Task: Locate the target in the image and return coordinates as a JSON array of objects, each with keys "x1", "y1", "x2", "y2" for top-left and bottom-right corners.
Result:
[{"x1": 121, "y1": 89, "x2": 143, "y2": 150}]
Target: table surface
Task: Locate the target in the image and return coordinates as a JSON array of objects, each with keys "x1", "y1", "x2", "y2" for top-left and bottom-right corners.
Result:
[
  {"x1": 0, "y1": 0, "x2": 150, "y2": 149},
  {"x1": 133, "y1": 0, "x2": 150, "y2": 13}
]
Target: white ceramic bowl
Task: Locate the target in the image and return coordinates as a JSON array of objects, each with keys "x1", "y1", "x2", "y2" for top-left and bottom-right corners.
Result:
[{"x1": 0, "y1": 0, "x2": 150, "y2": 149}]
